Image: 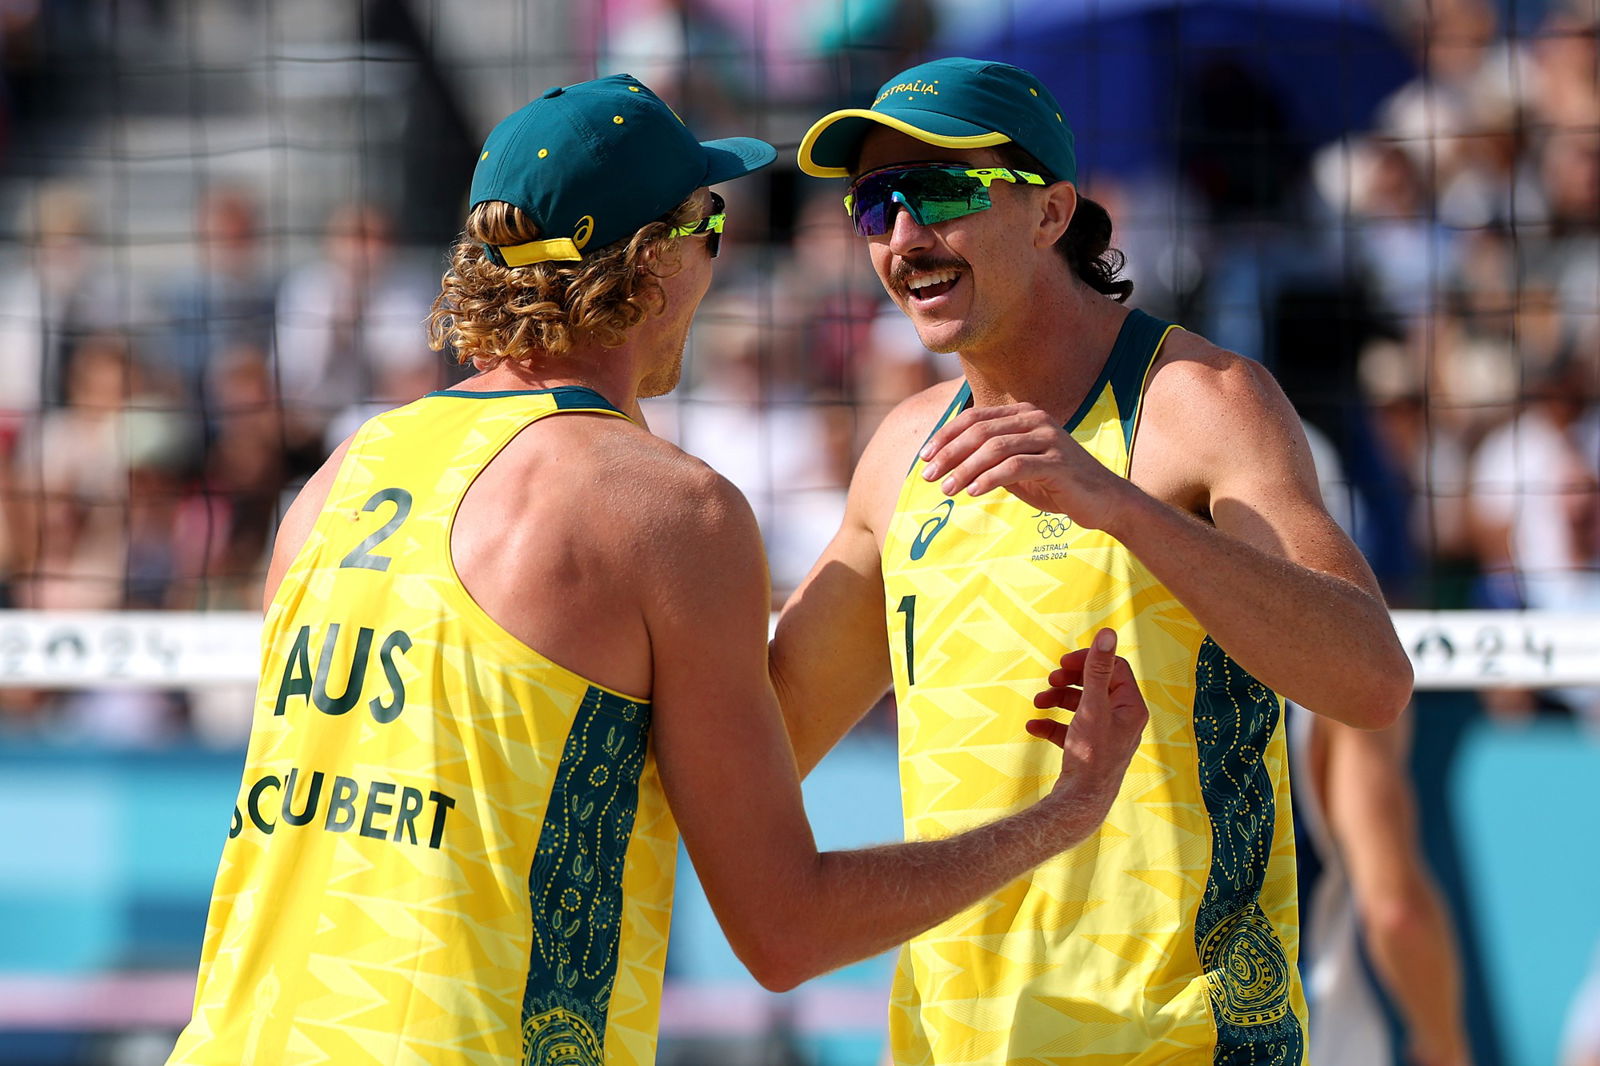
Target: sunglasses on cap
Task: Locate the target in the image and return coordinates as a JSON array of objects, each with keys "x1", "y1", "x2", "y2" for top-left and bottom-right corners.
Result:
[
  {"x1": 668, "y1": 191, "x2": 726, "y2": 257},
  {"x1": 843, "y1": 164, "x2": 1047, "y2": 238}
]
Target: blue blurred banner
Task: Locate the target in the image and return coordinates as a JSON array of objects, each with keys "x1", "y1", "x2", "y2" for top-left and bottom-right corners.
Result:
[{"x1": 944, "y1": 0, "x2": 1416, "y2": 177}]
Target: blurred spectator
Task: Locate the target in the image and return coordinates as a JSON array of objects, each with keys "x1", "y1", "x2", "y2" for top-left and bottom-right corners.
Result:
[
  {"x1": 1335, "y1": 133, "x2": 1460, "y2": 323},
  {"x1": 157, "y1": 186, "x2": 277, "y2": 416},
  {"x1": 765, "y1": 191, "x2": 914, "y2": 446},
  {"x1": 1535, "y1": 126, "x2": 1600, "y2": 345},
  {"x1": 812, "y1": 0, "x2": 939, "y2": 106},
  {"x1": 181, "y1": 345, "x2": 289, "y2": 608},
  {"x1": 1362, "y1": 337, "x2": 1476, "y2": 594},
  {"x1": 1469, "y1": 352, "x2": 1600, "y2": 611},
  {"x1": 322, "y1": 351, "x2": 451, "y2": 453},
  {"x1": 597, "y1": 0, "x2": 754, "y2": 129},
  {"x1": 272, "y1": 201, "x2": 436, "y2": 475},
  {"x1": 9, "y1": 332, "x2": 195, "y2": 612},
  {"x1": 1529, "y1": 2, "x2": 1600, "y2": 133},
  {"x1": 645, "y1": 289, "x2": 849, "y2": 598},
  {"x1": 0, "y1": 181, "x2": 121, "y2": 423}
]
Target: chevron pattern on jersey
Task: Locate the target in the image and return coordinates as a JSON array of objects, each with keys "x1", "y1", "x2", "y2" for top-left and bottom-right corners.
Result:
[
  {"x1": 168, "y1": 389, "x2": 678, "y2": 1066},
  {"x1": 880, "y1": 313, "x2": 1306, "y2": 1066}
]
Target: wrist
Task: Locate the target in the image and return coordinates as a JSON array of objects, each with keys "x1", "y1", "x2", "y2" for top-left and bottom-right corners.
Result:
[
  {"x1": 1095, "y1": 479, "x2": 1151, "y2": 542},
  {"x1": 1040, "y1": 776, "x2": 1111, "y2": 850}
]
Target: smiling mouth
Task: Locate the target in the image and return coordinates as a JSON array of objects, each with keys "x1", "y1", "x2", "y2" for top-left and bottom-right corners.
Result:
[{"x1": 905, "y1": 267, "x2": 961, "y2": 302}]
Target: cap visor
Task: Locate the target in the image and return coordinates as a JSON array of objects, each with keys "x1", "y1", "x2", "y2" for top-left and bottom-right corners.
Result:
[
  {"x1": 797, "y1": 108, "x2": 1011, "y2": 178},
  {"x1": 702, "y1": 137, "x2": 777, "y2": 184}
]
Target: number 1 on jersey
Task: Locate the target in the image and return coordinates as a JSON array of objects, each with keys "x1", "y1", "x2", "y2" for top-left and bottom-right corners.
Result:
[{"x1": 897, "y1": 594, "x2": 917, "y2": 686}]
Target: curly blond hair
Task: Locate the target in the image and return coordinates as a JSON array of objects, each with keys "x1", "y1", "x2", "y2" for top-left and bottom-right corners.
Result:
[{"x1": 426, "y1": 196, "x2": 701, "y2": 367}]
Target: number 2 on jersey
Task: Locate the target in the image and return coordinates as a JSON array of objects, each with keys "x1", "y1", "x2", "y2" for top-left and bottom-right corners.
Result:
[
  {"x1": 897, "y1": 594, "x2": 917, "y2": 686},
  {"x1": 340, "y1": 488, "x2": 413, "y2": 571}
]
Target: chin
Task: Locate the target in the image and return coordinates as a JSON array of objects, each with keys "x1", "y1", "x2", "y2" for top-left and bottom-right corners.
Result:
[
  {"x1": 910, "y1": 316, "x2": 971, "y2": 356},
  {"x1": 638, "y1": 357, "x2": 684, "y2": 398}
]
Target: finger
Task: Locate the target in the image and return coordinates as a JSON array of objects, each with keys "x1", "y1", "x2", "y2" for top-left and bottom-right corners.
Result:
[
  {"x1": 965, "y1": 452, "x2": 1060, "y2": 497},
  {"x1": 1110, "y1": 653, "x2": 1138, "y2": 694},
  {"x1": 920, "y1": 410, "x2": 1046, "y2": 482},
  {"x1": 917, "y1": 404, "x2": 1031, "y2": 469},
  {"x1": 1025, "y1": 717, "x2": 1069, "y2": 748},
  {"x1": 932, "y1": 430, "x2": 1054, "y2": 497},
  {"x1": 1078, "y1": 628, "x2": 1118, "y2": 704},
  {"x1": 1032, "y1": 685, "x2": 1082, "y2": 711}
]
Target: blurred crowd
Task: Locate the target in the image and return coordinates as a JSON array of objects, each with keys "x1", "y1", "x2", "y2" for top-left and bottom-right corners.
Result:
[{"x1": 0, "y1": 0, "x2": 1594, "y2": 737}]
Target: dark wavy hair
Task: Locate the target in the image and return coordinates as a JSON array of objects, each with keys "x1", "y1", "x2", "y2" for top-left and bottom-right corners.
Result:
[{"x1": 992, "y1": 144, "x2": 1134, "y2": 303}]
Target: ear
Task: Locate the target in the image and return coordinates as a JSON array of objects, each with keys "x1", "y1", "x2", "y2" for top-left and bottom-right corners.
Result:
[{"x1": 1037, "y1": 182, "x2": 1077, "y2": 250}]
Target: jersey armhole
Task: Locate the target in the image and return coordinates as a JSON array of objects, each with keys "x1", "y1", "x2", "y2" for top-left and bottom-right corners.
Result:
[
  {"x1": 264, "y1": 418, "x2": 383, "y2": 622},
  {"x1": 1124, "y1": 322, "x2": 1183, "y2": 479}
]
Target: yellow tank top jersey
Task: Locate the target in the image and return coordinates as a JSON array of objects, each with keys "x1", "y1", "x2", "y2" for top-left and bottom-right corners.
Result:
[
  {"x1": 167, "y1": 387, "x2": 678, "y2": 1066},
  {"x1": 880, "y1": 311, "x2": 1308, "y2": 1066}
]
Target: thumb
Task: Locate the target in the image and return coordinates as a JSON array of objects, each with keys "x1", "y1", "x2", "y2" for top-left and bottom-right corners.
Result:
[{"x1": 1082, "y1": 628, "x2": 1117, "y2": 697}]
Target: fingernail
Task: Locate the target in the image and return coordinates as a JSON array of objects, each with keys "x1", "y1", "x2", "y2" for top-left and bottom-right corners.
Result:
[
  {"x1": 941, "y1": 477, "x2": 956, "y2": 494},
  {"x1": 919, "y1": 444, "x2": 935, "y2": 460},
  {"x1": 922, "y1": 464, "x2": 938, "y2": 480},
  {"x1": 1094, "y1": 629, "x2": 1116, "y2": 652}
]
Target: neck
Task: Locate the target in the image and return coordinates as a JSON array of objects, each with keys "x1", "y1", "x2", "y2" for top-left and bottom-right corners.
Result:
[
  {"x1": 960, "y1": 274, "x2": 1132, "y2": 423},
  {"x1": 457, "y1": 339, "x2": 652, "y2": 422}
]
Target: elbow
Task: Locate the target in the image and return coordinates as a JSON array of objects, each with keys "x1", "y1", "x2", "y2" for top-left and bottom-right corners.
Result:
[
  {"x1": 732, "y1": 931, "x2": 812, "y2": 993},
  {"x1": 723, "y1": 900, "x2": 821, "y2": 993},
  {"x1": 1361, "y1": 650, "x2": 1414, "y2": 730},
  {"x1": 1356, "y1": 877, "x2": 1438, "y2": 947},
  {"x1": 749, "y1": 960, "x2": 805, "y2": 995}
]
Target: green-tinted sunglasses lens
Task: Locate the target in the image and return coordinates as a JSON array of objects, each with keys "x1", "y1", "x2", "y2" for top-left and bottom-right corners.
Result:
[
  {"x1": 904, "y1": 169, "x2": 993, "y2": 225},
  {"x1": 848, "y1": 166, "x2": 993, "y2": 236}
]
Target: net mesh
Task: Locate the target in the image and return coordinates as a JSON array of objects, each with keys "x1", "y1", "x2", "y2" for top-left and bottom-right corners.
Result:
[{"x1": 0, "y1": 1, "x2": 1597, "y2": 1063}]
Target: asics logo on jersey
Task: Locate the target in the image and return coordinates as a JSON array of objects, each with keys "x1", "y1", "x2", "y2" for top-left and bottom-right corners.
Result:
[{"x1": 910, "y1": 499, "x2": 955, "y2": 560}]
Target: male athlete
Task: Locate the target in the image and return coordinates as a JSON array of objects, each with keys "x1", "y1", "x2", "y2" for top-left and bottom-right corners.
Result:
[
  {"x1": 164, "y1": 74, "x2": 1150, "y2": 1066},
  {"x1": 776, "y1": 57, "x2": 1415, "y2": 1064}
]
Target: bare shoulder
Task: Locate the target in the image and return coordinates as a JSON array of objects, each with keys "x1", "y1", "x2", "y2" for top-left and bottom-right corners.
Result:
[
  {"x1": 1143, "y1": 331, "x2": 1296, "y2": 429},
  {"x1": 849, "y1": 377, "x2": 966, "y2": 537},
  {"x1": 454, "y1": 415, "x2": 766, "y2": 697},
  {"x1": 1134, "y1": 331, "x2": 1311, "y2": 515},
  {"x1": 263, "y1": 433, "x2": 356, "y2": 608},
  {"x1": 868, "y1": 377, "x2": 967, "y2": 460}
]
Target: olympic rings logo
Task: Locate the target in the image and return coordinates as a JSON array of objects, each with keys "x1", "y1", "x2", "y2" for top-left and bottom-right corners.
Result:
[{"x1": 1036, "y1": 516, "x2": 1071, "y2": 539}]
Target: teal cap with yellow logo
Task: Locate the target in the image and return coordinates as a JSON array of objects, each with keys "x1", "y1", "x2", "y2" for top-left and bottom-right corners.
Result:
[
  {"x1": 797, "y1": 57, "x2": 1076, "y2": 184},
  {"x1": 470, "y1": 73, "x2": 776, "y2": 267}
]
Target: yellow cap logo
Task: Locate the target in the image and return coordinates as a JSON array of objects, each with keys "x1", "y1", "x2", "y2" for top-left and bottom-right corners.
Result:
[{"x1": 573, "y1": 215, "x2": 595, "y2": 250}]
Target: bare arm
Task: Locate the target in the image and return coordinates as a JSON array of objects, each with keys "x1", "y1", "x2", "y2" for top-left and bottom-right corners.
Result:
[
  {"x1": 650, "y1": 466, "x2": 1146, "y2": 991},
  {"x1": 260, "y1": 436, "x2": 354, "y2": 610},
  {"x1": 1319, "y1": 716, "x2": 1472, "y2": 1066},
  {"x1": 919, "y1": 350, "x2": 1410, "y2": 728},
  {"x1": 770, "y1": 383, "x2": 957, "y2": 774}
]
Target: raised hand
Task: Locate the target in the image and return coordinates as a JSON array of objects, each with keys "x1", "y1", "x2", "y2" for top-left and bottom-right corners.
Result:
[
  {"x1": 1028, "y1": 628, "x2": 1148, "y2": 819},
  {"x1": 917, "y1": 403, "x2": 1132, "y2": 530}
]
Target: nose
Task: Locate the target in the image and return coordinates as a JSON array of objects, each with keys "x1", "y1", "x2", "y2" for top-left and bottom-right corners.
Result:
[{"x1": 885, "y1": 196, "x2": 934, "y2": 255}]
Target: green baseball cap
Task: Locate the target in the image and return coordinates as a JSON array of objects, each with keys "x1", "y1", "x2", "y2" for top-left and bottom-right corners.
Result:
[
  {"x1": 470, "y1": 73, "x2": 776, "y2": 267},
  {"x1": 798, "y1": 57, "x2": 1076, "y2": 184}
]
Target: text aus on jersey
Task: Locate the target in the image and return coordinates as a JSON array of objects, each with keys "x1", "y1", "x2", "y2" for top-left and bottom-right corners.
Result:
[{"x1": 231, "y1": 621, "x2": 457, "y2": 851}]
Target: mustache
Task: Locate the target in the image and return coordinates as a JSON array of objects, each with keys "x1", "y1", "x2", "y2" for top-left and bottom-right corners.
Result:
[{"x1": 890, "y1": 255, "x2": 966, "y2": 296}]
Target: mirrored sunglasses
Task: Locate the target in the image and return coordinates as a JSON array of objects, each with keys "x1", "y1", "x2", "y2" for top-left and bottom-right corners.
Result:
[
  {"x1": 668, "y1": 191, "x2": 726, "y2": 258},
  {"x1": 843, "y1": 164, "x2": 1046, "y2": 237}
]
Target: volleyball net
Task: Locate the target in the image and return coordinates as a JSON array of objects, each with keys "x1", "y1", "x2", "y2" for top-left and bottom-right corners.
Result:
[{"x1": 1, "y1": 0, "x2": 1598, "y2": 1063}]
